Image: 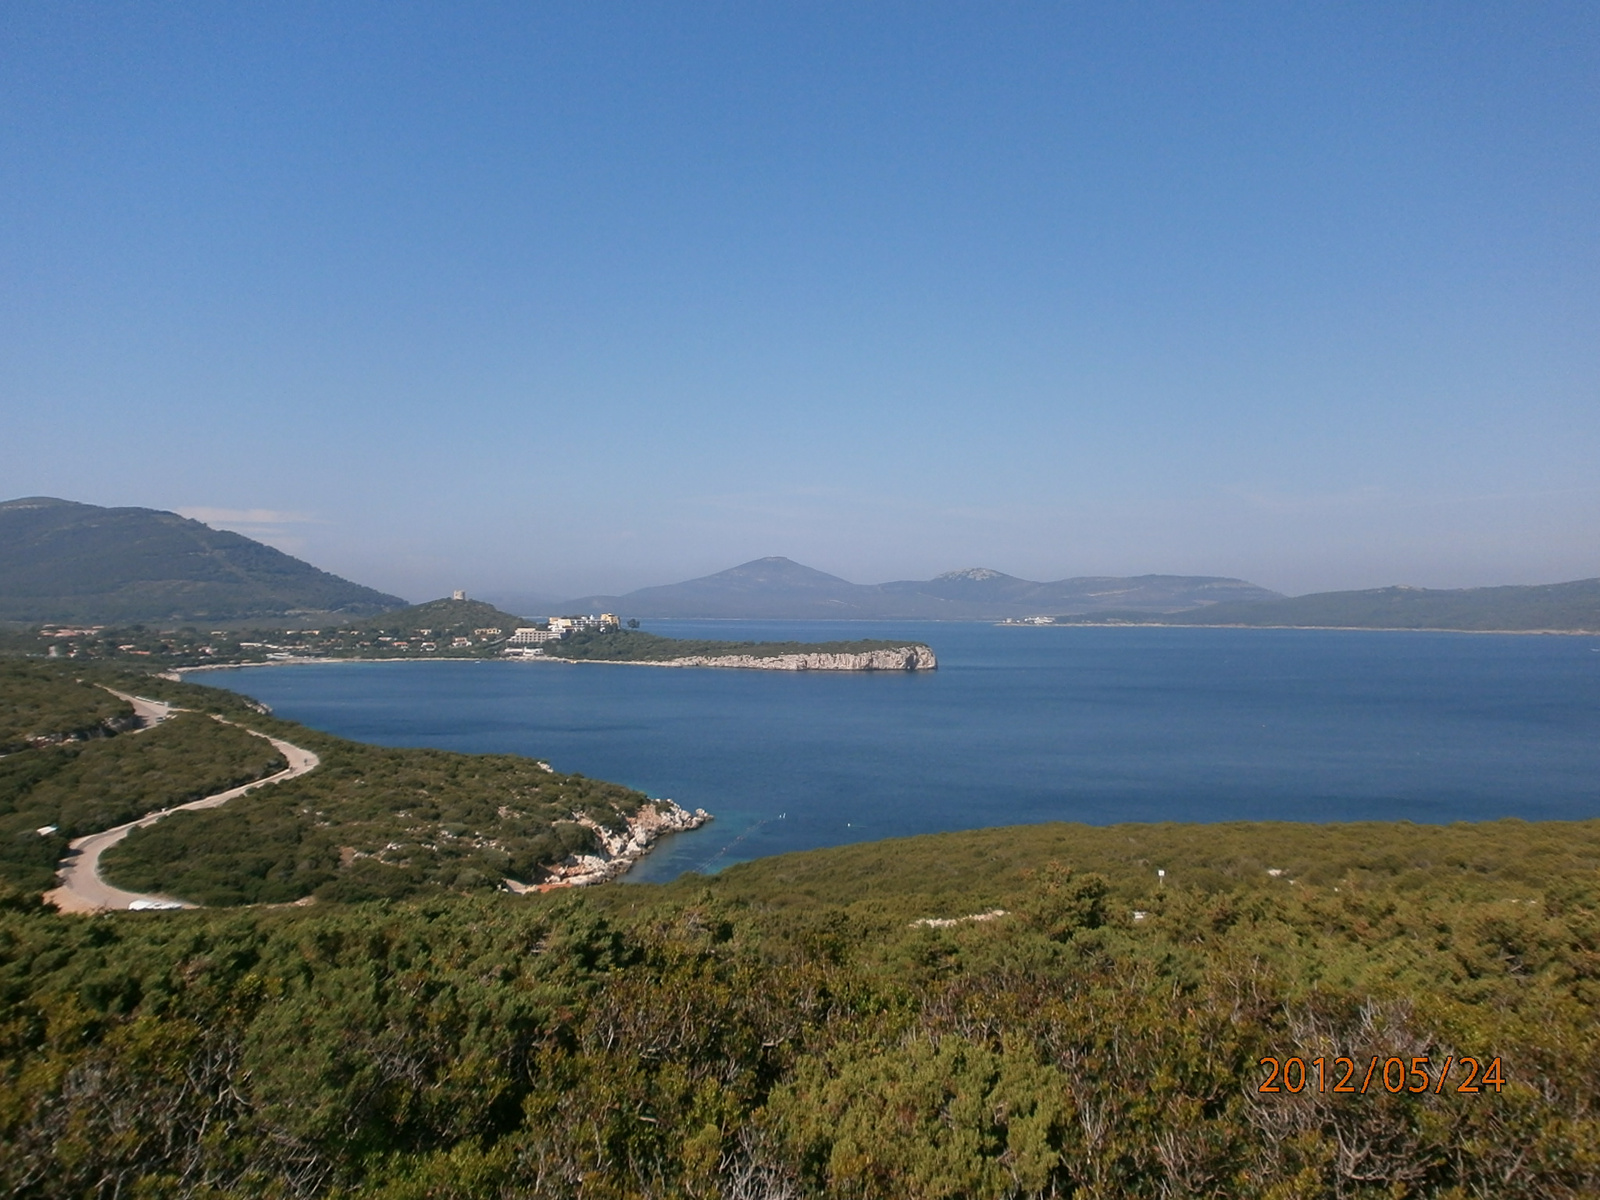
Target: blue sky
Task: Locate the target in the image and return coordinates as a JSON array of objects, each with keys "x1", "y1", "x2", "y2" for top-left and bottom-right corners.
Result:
[{"x1": 3, "y1": 3, "x2": 1596, "y2": 602}]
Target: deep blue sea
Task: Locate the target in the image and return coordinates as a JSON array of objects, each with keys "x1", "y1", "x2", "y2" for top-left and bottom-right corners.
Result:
[{"x1": 206, "y1": 622, "x2": 1600, "y2": 883}]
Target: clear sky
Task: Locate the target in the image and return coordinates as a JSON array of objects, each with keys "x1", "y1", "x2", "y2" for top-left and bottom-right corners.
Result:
[{"x1": 3, "y1": 3, "x2": 1596, "y2": 603}]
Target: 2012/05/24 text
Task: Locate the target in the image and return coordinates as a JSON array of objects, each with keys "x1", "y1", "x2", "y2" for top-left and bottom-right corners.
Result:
[{"x1": 1258, "y1": 1055, "x2": 1504, "y2": 1095}]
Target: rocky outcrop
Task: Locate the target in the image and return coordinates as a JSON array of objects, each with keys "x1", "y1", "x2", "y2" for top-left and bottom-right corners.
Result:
[
  {"x1": 22, "y1": 712, "x2": 143, "y2": 749},
  {"x1": 639, "y1": 645, "x2": 937, "y2": 672},
  {"x1": 513, "y1": 799, "x2": 713, "y2": 890}
]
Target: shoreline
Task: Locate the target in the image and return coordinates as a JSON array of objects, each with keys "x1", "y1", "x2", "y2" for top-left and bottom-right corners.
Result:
[
  {"x1": 525, "y1": 645, "x2": 937, "y2": 671},
  {"x1": 169, "y1": 644, "x2": 939, "y2": 674},
  {"x1": 1004, "y1": 622, "x2": 1600, "y2": 636},
  {"x1": 143, "y1": 624, "x2": 1599, "y2": 683},
  {"x1": 504, "y1": 799, "x2": 713, "y2": 892}
]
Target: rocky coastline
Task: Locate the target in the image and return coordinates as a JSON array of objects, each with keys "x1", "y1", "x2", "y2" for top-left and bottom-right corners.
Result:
[
  {"x1": 569, "y1": 645, "x2": 939, "y2": 672},
  {"x1": 169, "y1": 644, "x2": 938, "y2": 673},
  {"x1": 507, "y1": 799, "x2": 713, "y2": 891}
]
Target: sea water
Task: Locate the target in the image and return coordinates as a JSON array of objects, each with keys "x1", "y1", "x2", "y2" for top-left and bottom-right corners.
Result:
[{"x1": 207, "y1": 623, "x2": 1600, "y2": 883}]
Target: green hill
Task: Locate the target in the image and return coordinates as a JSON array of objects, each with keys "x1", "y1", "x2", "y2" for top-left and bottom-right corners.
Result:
[
  {"x1": 0, "y1": 496, "x2": 406, "y2": 623},
  {"x1": 1065, "y1": 577, "x2": 1600, "y2": 632},
  {"x1": 339, "y1": 597, "x2": 530, "y2": 639}
]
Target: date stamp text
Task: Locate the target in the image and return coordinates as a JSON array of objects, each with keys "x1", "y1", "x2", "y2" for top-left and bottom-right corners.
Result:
[{"x1": 1258, "y1": 1055, "x2": 1504, "y2": 1095}]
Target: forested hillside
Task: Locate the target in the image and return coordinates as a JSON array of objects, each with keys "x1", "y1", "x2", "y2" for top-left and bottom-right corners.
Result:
[
  {"x1": 0, "y1": 496, "x2": 405, "y2": 622},
  {"x1": 0, "y1": 661, "x2": 137, "y2": 752}
]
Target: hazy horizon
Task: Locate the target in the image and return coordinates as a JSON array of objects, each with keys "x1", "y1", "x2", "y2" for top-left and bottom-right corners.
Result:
[{"x1": 4, "y1": 5, "x2": 1595, "y2": 601}]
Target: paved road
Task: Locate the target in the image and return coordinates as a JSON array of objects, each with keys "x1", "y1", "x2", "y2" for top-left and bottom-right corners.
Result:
[{"x1": 44, "y1": 712, "x2": 320, "y2": 913}]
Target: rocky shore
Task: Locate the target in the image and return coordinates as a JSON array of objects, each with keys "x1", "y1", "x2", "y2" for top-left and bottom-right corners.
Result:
[
  {"x1": 509, "y1": 799, "x2": 713, "y2": 891},
  {"x1": 605, "y1": 645, "x2": 938, "y2": 671}
]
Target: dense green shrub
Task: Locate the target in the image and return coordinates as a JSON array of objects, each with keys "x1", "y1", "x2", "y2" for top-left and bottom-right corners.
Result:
[
  {"x1": 0, "y1": 660, "x2": 132, "y2": 751},
  {"x1": 2, "y1": 842, "x2": 1598, "y2": 1198}
]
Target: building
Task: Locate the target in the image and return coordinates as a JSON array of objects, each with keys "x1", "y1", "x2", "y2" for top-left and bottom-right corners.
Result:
[
  {"x1": 548, "y1": 613, "x2": 621, "y2": 634},
  {"x1": 452, "y1": 589, "x2": 468, "y2": 601},
  {"x1": 509, "y1": 627, "x2": 566, "y2": 644}
]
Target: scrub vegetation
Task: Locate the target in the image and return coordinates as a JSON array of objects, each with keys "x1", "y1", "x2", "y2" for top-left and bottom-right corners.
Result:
[
  {"x1": 1, "y1": 816, "x2": 1598, "y2": 1198},
  {"x1": 99, "y1": 740, "x2": 644, "y2": 906},
  {"x1": 0, "y1": 660, "x2": 136, "y2": 752},
  {"x1": 0, "y1": 713, "x2": 285, "y2": 894},
  {"x1": 0, "y1": 664, "x2": 651, "y2": 905}
]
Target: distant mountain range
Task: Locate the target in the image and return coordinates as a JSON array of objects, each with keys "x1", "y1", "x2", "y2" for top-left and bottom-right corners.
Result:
[
  {"x1": 561, "y1": 557, "x2": 1283, "y2": 620},
  {"x1": 9, "y1": 496, "x2": 1593, "y2": 633},
  {"x1": 0, "y1": 497, "x2": 406, "y2": 623},
  {"x1": 1063, "y1": 578, "x2": 1600, "y2": 633}
]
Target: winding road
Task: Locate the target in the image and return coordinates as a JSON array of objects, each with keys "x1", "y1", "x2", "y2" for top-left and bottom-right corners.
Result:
[{"x1": 44, "y1": 692, "x2": 320, "y2": 913}]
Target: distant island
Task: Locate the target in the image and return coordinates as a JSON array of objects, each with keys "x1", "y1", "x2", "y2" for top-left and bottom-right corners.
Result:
[
  {"x1": 557, "y1": 556, "x2": 1282, "y2": 620},
  {"x1": 1037, "y1": 577, "x2": 1600, "y2": 634}
]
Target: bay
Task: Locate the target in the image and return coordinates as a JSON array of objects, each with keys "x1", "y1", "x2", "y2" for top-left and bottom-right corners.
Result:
[{"x1": 204, "y1": 622, "x2": 1600, "y2": 883}]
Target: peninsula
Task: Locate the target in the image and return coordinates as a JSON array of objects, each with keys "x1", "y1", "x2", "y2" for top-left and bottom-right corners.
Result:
[
  {"x1": 0, "y1": 659, "x2": 708, "y2": 906},
  {"x1": 9, "y1": 599, "x2": 938, "y2": 673},
  {"x1": 539, "y1": 629, "x2": 937, "y2": 671}
]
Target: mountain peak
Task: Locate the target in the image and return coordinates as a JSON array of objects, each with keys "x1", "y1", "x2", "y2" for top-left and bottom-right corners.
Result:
[
  {"x1": 0, "y1": 496, "x2": 84, "y2": 512},
  {"x1": 934, "y1": 567, "x2": 1011, "y2": 583},
  {"x1": 711, "y1": 557, "x2": 854, "y2": 586}
]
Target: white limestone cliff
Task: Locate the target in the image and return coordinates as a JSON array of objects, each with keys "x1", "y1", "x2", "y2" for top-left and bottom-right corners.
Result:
[
  {"x1": 635, "y1": 645, "x2": 937, "y2": 672},
  {"x1": 510, "y1": 799, "x2": 713, "y2": 891}
]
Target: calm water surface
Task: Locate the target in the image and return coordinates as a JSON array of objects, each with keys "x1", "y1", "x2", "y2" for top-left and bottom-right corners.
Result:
[{"x1": 207, "y1": 623, "x2": 1600, "y2": 882}]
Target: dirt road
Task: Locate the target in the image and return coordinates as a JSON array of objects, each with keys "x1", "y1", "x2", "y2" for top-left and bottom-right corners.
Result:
[{"x1": 44, "y1": 716, "x2": 320, "y2": 913}]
